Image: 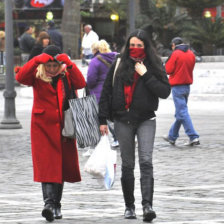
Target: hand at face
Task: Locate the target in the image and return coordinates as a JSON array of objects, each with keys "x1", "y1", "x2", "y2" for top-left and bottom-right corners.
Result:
[
  {"x1": 135, "y1": 62, "x2": 147, "y2": 76},
  {"x1": 55, "y1": 53, "x2": 73, "y2": 67},
  {"x1": 34, "y1": 53, "x2": 53, "y2": 64}
]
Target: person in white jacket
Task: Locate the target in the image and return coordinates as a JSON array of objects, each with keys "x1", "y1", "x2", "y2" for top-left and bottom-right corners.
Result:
[{"x1": 81, "y1": 24, "x2": 99, "y2": 66}]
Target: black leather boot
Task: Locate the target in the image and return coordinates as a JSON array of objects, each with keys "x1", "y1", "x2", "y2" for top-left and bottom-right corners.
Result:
[
  {"x1": 124, "y1": 206, "x2": 136, "y2": 219},
  {"x1": 140, "y1": 178, "x2": 156, "y2": 222},
  {"x1": 53, "y1": 183, "x2": 64, "y2": 219},
  {"x1": 41, "y1": 183, "x2": 55, "y2": 222},
  {"x1": 143, "y1": 204, "x2": 156, "y2": 222},
  {"x1": 121, "y1": 176, "x2": 136, "y2": 219}
]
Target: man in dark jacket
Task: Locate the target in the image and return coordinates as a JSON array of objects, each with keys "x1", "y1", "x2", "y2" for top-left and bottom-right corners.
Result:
[
  {"x1": 47, "y1": 20, "x2": 63, "y2": 51},
  {"x1": 163, "y1": 37, "x2": 200, "y2": 146},
  {"x1": 19, "y1": 25, "x2": 35, "y2": 64}
]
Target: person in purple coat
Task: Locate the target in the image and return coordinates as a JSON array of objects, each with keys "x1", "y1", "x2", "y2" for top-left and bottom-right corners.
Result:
[
  {"x1": 87, "y1": 40, "x2": 117, "y2": 102},
  {"x1": 86, "y1": 39, "x2": 119, "y2": 152}
]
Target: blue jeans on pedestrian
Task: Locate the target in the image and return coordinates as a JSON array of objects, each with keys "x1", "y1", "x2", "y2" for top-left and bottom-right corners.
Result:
[
  {"x1": 82, "y1": 54, "x2": 93, "y2": 65},
  {"x1": 168, "y1": 85, "x2": 199, "y2": 141}
]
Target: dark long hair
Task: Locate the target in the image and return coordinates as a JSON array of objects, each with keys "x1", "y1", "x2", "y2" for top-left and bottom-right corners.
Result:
[{"x1": 117, "y1": 29, "x2": 166, "y2": 85}]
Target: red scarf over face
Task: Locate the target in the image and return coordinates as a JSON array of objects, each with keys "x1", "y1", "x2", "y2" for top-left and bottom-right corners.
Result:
[{"x1": 124, "y1": 48, "x2": 146, "y2": 110}]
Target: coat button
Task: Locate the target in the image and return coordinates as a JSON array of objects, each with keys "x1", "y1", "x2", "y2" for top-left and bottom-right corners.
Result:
[{"x1": 56, "y1": 123, "x2": 60, "y2": 127}]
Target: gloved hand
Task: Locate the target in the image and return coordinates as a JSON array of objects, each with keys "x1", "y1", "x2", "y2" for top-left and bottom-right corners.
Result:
[
  {"x1": 55, "y1": 53, "x2": 73, "y2": 67},
  {"x1": 14, "y1": 66, "x2": 21, "y2": 74},
  {"x1": 34, "y1": 53, "x2": 54, "y2": 65}
]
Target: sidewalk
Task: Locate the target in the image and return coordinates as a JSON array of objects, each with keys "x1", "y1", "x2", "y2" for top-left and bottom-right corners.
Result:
[
  {"x1": 1, "y1": 86, "x2": 224, "y2": 224},
  {"x1": 0, "y1": 61, "x2": 224, "y2": 223}
]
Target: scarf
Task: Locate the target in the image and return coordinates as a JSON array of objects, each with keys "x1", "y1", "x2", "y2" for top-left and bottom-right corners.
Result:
[
  {"x1": 129, "y1": 48, "x2": 146, "y2": 62},
  {"x1": 124, "y1": 48, "x2": 146, "y2": 110}
]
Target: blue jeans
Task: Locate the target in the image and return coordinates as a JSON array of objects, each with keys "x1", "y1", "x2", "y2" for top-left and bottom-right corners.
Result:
[
  {"x1": 168, "y1": 85, "x2": 199, "y2": 141},
  {"x1": 82, "y1": 54, "x2": 93, "y2": 65}
]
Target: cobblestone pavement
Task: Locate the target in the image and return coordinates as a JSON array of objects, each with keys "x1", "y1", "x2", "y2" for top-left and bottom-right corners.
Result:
[{"x1": 0, "y1": 85, "x2": 224, "y2": 224}]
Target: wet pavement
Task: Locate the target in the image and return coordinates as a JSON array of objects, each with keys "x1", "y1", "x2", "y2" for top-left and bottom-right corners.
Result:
[{"x1": 0, "y1": 62, "x2": 224, "y2": 223}]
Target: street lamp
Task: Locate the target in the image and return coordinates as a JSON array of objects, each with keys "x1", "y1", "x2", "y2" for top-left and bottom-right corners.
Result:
[
  {"x1": 204, "y1": 10, "x2": 212, "y2": 18},
  {"x1": 110, "y1": 14, "x2": 119, "y2": 22},
  {"x1": 46, "y1": 11, "x2": 54, "y2": 21},
  {"x1": 128, "y1": 0, "x2": 135, "y2": 33},
  {"x1": 0, "y1": 0, "x2": 22, "y2": 129}
]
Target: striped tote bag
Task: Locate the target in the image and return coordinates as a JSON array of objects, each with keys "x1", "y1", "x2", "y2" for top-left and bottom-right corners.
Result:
[{"x1": 69, "y1": 94, "x2": 101, "y2": 148}]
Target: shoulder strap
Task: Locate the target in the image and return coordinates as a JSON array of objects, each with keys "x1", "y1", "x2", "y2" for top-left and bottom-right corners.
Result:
[
  {"x1": 112, "y1": 58, "x2": 121, "y2": 86},
  {"x1": 96, "y1": 55, "x2": 111, "y2": 68},
  {"x1": 62, "y1": 75, "x2": 76, "y2": 100}
]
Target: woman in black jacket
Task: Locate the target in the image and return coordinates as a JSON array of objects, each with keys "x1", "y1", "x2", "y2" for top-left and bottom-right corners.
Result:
[
  {"x1": 28, "y1": 31, "x2": 50, "y2": 60},
  {"x1": 99, "y1": 29, "x2": 171, "y2": 222}
]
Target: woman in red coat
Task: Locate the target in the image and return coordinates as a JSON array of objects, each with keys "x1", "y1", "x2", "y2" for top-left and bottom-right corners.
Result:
[{"x1": 15, "y1": 45, "x2": 86, "y2": 222}]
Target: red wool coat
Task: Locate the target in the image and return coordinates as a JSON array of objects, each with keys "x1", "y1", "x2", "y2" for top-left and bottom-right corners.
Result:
[{"x1": 15, "y1": 58, "x2": 86, "y2": 184}]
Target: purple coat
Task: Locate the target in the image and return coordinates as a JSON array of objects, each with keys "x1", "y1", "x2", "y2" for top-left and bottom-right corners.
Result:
[{"x1": 87, "y1": 52, "x2": 117, "y2": 103}]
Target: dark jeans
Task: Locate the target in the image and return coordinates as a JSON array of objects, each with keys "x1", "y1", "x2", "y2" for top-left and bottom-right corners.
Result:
[
  {"x1": 114, "y1": 119, "x2": 156, "y2": 179},
  {"x1": 107, "y1": 120, "x2": 117, "y2": 141}
]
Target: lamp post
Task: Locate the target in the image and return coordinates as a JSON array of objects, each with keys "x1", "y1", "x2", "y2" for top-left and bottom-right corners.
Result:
[
  {"x1": 128, "y1": 0, "x2": 135, "y2": 33},
  {"x1": 0, "y1": 0, "x2": 22, "y2": 129},
  {"x1": 0, "y1": 51, "x2": 4, "y2": 74}
]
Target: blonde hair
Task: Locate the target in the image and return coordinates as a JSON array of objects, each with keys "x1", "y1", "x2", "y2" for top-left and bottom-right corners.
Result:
[
  {"x1": 98, "y1": 39, "x2": 111, "y2": 53},
  {"x1": 36, "y1": 64, "x2": 65, "y2": 83},
  {"x1": 0, "y1": 31, "x2": 5, "y2": 50},
  {"x1": 36, "y1": 64, "x2": 52, "y2": 82},
  {"x1": 0, "y1": 31, "x2": 5, "y2": 39},
  {"x1": 91, "y1": 41, "x2": 99, "y2": 54}
]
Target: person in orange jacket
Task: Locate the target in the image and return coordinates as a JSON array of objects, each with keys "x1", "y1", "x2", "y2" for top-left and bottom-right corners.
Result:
[{"x1": 15, "y1": 45, "x2": 86, "y2": 222}]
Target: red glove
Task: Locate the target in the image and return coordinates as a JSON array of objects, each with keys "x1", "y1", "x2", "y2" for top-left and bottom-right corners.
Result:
[
  {"x1": 55, "y1": 53, "x2": 73, "y2": 67},
  {"x1": 34, "y1": 53, "x2": 54, "y2": 64},
  {"x1": 14, "y1": 66, "x2": 21, "y2": 73}
]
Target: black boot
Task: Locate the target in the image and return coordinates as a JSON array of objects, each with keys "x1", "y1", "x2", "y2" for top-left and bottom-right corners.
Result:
[
  {"x1": 121, "y1": 177, "x2": 136, "y2": 219},
  {"x1": 53, "y1": 183, "x2": 64, "y2": 219},
  {"x1": 143, "y1": 204, "x2": 156, "y2": 222},
  {"x1": 41, "y1": 183, "x2": 55, "y2": 222},
  {"x1": 141, "y1": 178, "x2": 156, "y2": 222}
]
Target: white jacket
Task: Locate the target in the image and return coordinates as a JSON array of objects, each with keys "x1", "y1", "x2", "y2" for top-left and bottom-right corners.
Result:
[{"x1": 81, "y1": 30, "x2": 99, "y2": 55}]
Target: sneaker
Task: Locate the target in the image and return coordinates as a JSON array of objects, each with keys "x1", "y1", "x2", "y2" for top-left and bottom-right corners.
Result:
[
  {"x1": 162, "y1": 135, "x2": 175, "y2": 145},
  {"x1": 184, "y1": 138, "x2": 200, "y2": 146},
  {"x1": 111, "y1": 140, "x2": 119, "y2": 147}
]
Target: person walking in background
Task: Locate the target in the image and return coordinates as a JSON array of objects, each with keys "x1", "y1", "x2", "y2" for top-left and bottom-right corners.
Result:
[
  {"x1": 28, "y1": 31, "x2": 50, "y2": 60},
  {"x1": 99, "y1": 29, "x2": 171, "y2": 222},
  {"x1": 19, "y1": 25, "x2": 35, "y2": 64},
  {"x1": 0, "y1": 30, "x2": 5, "y2": 66},
  {"x1": 15, "y1": 45, "x2": 86, "y2": 222},
  {"x1": 163, "y1": 37, "x2": 200, "y2": 146},
  {"x1": 47, "y1": 20, "x2": 63, "y2": 51},
  {"x1": 81, "y1": 24, "x2": 99, "y2": 66},
  {"x1": 0, "y1": 30, "x2": 5, "y2": 51},
  {"x1": 86, "y1": 39, "x2": 118, "y2": 153}
]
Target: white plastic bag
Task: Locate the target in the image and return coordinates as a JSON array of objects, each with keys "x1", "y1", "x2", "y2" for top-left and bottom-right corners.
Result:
[
  {"x1": 104, "y1": 149, "x2": 117, "y2": 190},
  {"x1": 84, "y1": 135, "x2": 117, "y2": 189}
]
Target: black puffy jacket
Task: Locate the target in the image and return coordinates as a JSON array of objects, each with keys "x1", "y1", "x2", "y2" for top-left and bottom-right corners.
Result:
[{"x1": 99, "y1": 58, "x2": 171, "y2": 125}]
